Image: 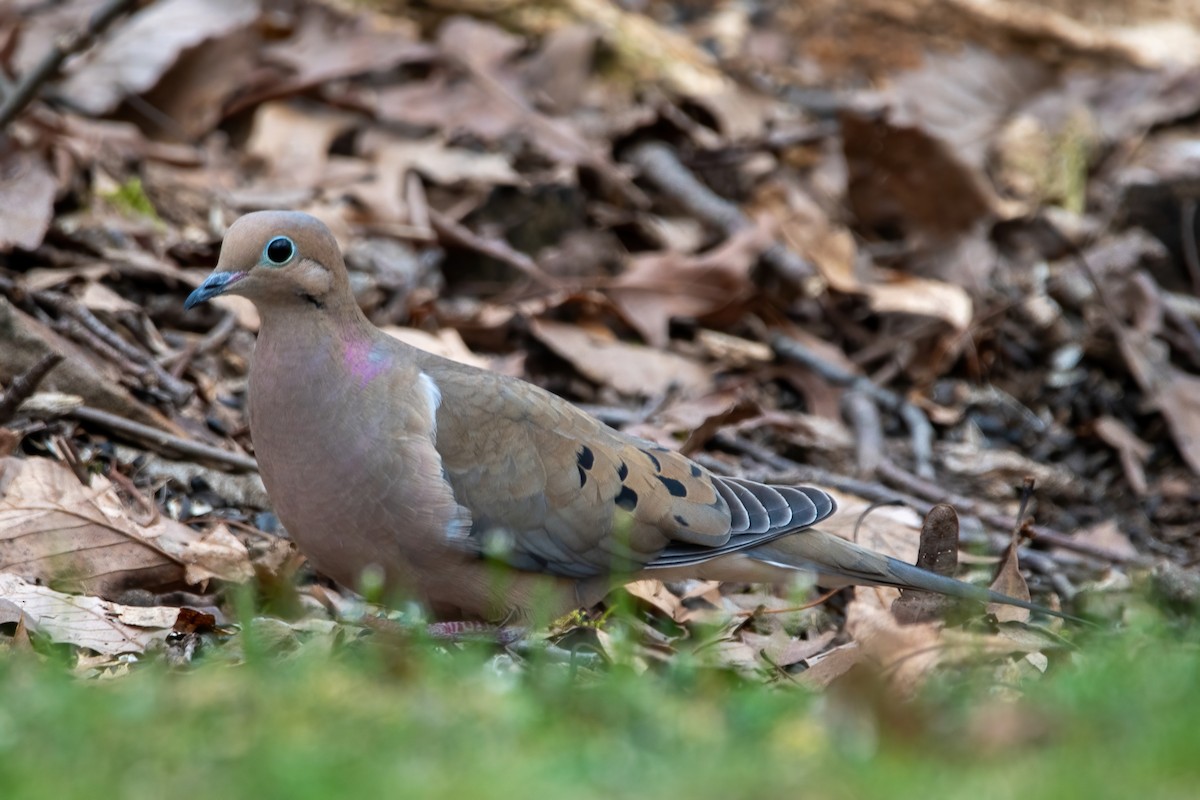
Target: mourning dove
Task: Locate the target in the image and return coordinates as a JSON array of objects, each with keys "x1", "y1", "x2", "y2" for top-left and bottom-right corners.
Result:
[{"x1": 186, "y1": 211, "x2": 1069, "y2": 622}]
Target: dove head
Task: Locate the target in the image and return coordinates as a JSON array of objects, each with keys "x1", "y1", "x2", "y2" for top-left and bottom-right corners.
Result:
[{"x1": 185, "y1": 211, "x2": 356, "y2": 318}]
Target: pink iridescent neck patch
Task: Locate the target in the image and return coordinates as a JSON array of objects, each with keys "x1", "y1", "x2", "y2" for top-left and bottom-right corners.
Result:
[{"x1": 342, "y1": 337, "x2": 390, "y2": 388}]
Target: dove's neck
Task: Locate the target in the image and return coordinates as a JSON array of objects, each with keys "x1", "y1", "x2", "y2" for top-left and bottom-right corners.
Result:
[
  {"x1": 249, "y1": 299, "x2": 408, "y2": 441},
  {"x1": 255, "y1": 297, "x2": 384, "y2": 379}
]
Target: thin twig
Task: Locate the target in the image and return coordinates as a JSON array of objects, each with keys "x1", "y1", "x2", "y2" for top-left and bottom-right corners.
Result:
[
  {"x1": 874, "y1": 458, "x2": 1148, "y2": 566},
  {"x1": 626, "y1": 141, "x2": 745, "y2": 231},
  {"x1": 68, "y1": 405, "x2": 258, "y2": 472},
  {"x1": 52, "y1": 316, "x2": 146, "y2": 382},
  {"x1": 624, "y1": 141, "x2": 815, "y2": 285},
  {"x1": 429, "y1": 209, "x2": 561, "y2": 289},
  {"x1": 841, "y1": 389, "x2": 883, "y2": 475},
  {"x1": 448, "y1": 52, "x2": 647, "y2": 209},
  {"x1": 0, "y1": 353, "x2": 63, "y2": 425},
  {"x1": 0, "y1": 0, "x2": 142, "y2": 131},
  {"x1": 37, "y1": 291, "x2": 193, "y2": 405},
  {"x1": 733, "y1": 587, "x2": 841, "y2": 617},
  {"x1": 164, "y1": 310, "x2": 238, "y2": 376},
  {"x1": 772, "y1": 332, "x2": 935, "y2": 478}
]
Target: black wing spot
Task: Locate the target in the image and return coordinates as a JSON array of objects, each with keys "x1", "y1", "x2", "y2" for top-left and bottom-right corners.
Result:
[
  {"x1": 690, "y1": 464, "x2": 702, "y2": 478},
  {"x1": 640, "y1": 449, "x2": 661, "y2": 472},
  {"x1": 617, "y1": 460, "x2": 628, "y2": 480},
  {"x1": 615, "y1": 486, "x2": 638, "y2": 510},
  {"x1": 656, "y1": 476, "x2": 687, "y2": 497},
  {"x1": 577, "y1": 445, "x2": 595, "y2": 470},
  {"x1": 577, "y1": 465, "x2": 587, "y2": 487},
  {"x1": 673, "y1": 514, "x2": 690, "y2": 528}
]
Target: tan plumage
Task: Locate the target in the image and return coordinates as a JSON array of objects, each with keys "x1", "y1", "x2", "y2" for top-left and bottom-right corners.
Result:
[{"x1": 186, "y1": 211, "x2": 1068, "y2": 622}]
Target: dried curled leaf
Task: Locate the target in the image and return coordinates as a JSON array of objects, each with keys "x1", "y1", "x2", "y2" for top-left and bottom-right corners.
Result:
[
  {"x1": 0, "y1": 456, "x2": 252, "y2": 598},
  {"x1": 0, "y1": 572, "x2": 179, "y2": 656}
]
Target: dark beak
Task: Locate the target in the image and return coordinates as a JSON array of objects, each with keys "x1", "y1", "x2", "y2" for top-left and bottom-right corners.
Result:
[{"x1": 184, "y1": 271, "x2": 245, "y2": 310}]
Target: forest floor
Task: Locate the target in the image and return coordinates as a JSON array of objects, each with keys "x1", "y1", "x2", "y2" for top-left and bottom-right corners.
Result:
[{"x1": 1, "y1": 0, "x2": 1200, "y2": 796}]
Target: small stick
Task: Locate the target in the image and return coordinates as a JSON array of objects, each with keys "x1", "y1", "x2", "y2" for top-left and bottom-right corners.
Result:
[
  {"x1": 68, "y1": 405, "x2": 258, "y2": 472},
  {"x1": 53, "y1": 316, "x2": 147, "y2": 383},
  {"x1": 733, "y1": 587, "x2": 841, "y2": 617},
  {"x1": 165, "y1": 311, "x2": 237, "y2": 376},
  {"x1": 874, "y1": 458, "x2": 1148, "y2": 566},
  {"x1": 0, "y1": 353, "x2": 63, "y2": 425},
  {"x1": 0, "y1": 0, "x2": 142, "y2": 131},
  {"x1": 38, "y1": 291, "x2": 193, "y2": 405},
  {"x1": 429, "y1": 209, "x2": 560, "y2": 289},
  {"x1": 841, "y1": 388, "x2": 883, "y2": 475},
  {"x1": 624, "y1": 141, "x2": 814, "y2": 285},
  {"x1": 449, "y1": 52, "x2": 646, "y2": 209},
  {"x1": 771, "y1": 332, "x2": 935, "y2": 478}
]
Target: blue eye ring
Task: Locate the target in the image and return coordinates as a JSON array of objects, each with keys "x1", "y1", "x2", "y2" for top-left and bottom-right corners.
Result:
[{"x1": 263, "y1": 235, "x2": 296, "y2": 266}]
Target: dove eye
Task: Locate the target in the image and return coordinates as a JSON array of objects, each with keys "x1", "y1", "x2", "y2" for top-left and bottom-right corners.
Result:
[{"x1": 263, "y1": 236, "x2": 296, "y2": 266}]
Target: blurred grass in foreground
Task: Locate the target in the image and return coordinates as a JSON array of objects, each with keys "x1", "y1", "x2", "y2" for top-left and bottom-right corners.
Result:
[{"x1": 0, "y1": 618, "x2": 1197, "y2": 800}]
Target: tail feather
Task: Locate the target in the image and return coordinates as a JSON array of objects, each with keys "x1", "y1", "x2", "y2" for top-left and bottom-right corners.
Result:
[{"x1": 748, "y1": 528, "x2": 1084, "y2": 623}]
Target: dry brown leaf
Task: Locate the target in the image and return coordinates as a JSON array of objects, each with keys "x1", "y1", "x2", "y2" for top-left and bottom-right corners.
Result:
[
  {"x1": 741, "y1": 628, "x2": 839, "y2": 669},
  {"x1": 841, "y1": 100, "x2": 1007, "y2": 290},
  {"x1": 773, "y1": 187, "x2": 859, "y2": 293},
  {"x1": 889, "y1": 47, "x2": 1049, "y2": 175},
  {"x1": 263, "y1": 3, "x2": 434, "y2": 94},
  {"x1": 1062, "y1": 520, "x2": 1140, "y2": 562},
  {"x1": 556, "y1": 0, "x2": 729, "y2": 95},
  {"x1": 376, "y1": 78, "x2": 521, "y2": 149},
  {"x1": 663, "y1": 388, "x2": 759, "y2": 454},
  {"x1": 361, "y1": 132, "x2": 520, "y2": 190},
  {"x1": 58, "y1": 0, "x2": 260, "y2": 115},
  {"x1": 691, "y1": 87, "x2": 780, "y2": 141},
  {"x1": 376, "y1": 17, "x2": 601, "y2": 168},
  {"x1": 797, "y1": 641, "x2": 863, "y2": 689},
  {"x1": 842, "y1": 103, "x2": 999, "y2": 238},
  {"x1": 20, "y1": 264, "x2": 112, "y2": 294},
  {"x1": 694, "y1": 330, "x2": 773, "y2": 367},
  {"x1": 245, "y1": 102, "x2": 359, "y2": 189},
  {"x1": 0, "y1": 298, "x2": 180, "y2": 431},
  {"x1": 987, "y1": 538, "x2": 1032, "y2": 624},
  {"x1": 139, "y1": 25, "x2": 258, "y2": 140},
  {"x1": 608, "y1": 224, "x2": 770, "y2": 348},
  {"x1": 78, "y1": 282, "x2": 140, "y2": 315},
  {"x1": 529, "y1": 318, "x2": 711, "y2": 397},
  {"x1": 763, "y1": 177, "x2": 974, "y2": 327},
  {"x1": 0, "y1": 572, "x2": 179, "y2": 656},
  {"x1": 0, "y1": 150, "x2": 57, "y2": 252},
  {"x1": 0, "y1": 456, "x2": 252, "y2": 598},
  {"x1": 845, "y1": 599, "x2": 944, "y2": 697},
  {"x1": 624, "y1": 579, "x2": 687, "y2": 622},
  {"x1": 519, "y1": 24, "x2": 598, "y2": 113},
  {"x1": 941, "y1": 0, "x2": 1200, "y2": 68},
  {"x1": 939, "y1": 443, "x2": 1083, "y2": 500},
  {"x1": 864, "y1": 272, "x2": 974, "y2": 331},
  {"x1": 1116, "y1": 327, "x2": 1200, "y2": 476},
  {"x1": 893, "y1": 504, "x2": 960, "y2": 624},
  {"x1": 1094, "y1": 415, "x2": 1152, "y2": 495}
]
